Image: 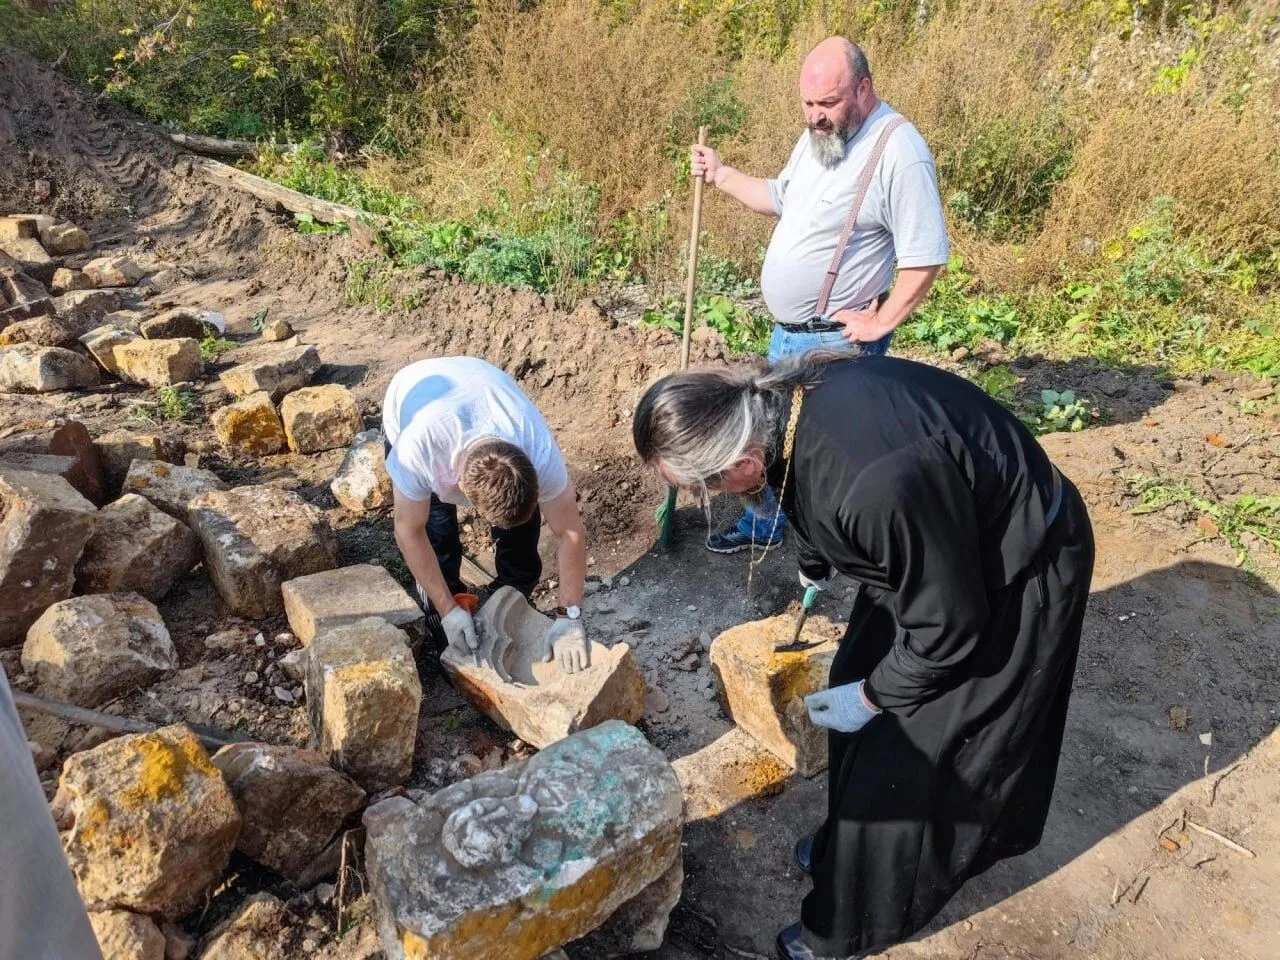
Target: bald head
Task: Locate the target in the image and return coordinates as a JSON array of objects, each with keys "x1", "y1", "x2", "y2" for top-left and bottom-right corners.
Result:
[{"x1": 798, "y1": 37, "x2": 877, "y2": 167}]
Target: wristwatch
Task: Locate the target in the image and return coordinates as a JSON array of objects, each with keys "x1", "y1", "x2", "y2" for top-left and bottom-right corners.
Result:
[{"x1": 555, "y1": 605, "x2": 581, "y2": 620}]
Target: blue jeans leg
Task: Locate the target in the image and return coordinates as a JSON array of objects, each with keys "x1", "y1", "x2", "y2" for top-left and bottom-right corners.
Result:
[{"x1": 734, "y1": 325, "x2": 893, "y2": 540}]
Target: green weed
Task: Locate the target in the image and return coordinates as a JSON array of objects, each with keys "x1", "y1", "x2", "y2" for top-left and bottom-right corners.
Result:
[
  {"x1": 343, "y1": 258, "x2": 394, "y2": 309},
  {"x1": 1126, "y1": 475, "x2": 1280, "y2": 568},
  {"x1": 132, "y1": 386, "x2": 199, "y2": 424},
  {"x1": 641, "y1": 293, "x2": 771, "y2": 356},
  {"x1": 199, "y1": 333, "x2": 236, "y2": 362}
]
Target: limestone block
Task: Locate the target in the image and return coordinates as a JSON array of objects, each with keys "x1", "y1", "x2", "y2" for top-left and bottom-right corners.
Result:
[
  {"x1": 41, "y1": 221, "x2": 92, "y2": 255},
  {"x1": 75, "y1": 494, "x2": 201, "y2": 600},
  {"x1": 80, "y1": 323, "x2": 139, "y2": 375},
  {"x1": 363, "y1": 721, "x2": 682, "y2": 960},
  {"x1": 211, "y1": 391, "x2": 286, "y2": 458},
  {"x1": 306, "y1": 618, "x2": 421, "y2": 792},
  {"x1": 0, "y1": 216, "x2": 37, "y2": 240},
  {"x1": 123, "y1": 460, "x2": 228, "y2": 522},
  {"x1": 0, "y1": 236, "x2": 53, "y2": 278},
  {"x1": 211, "y1": 743, "x2": 365, "y2": 882},
  {"x1": 114, "y1": 337, "x2": 202, "y2": 387},
  {"x1": 219, "y1": 345, "x2": 321, "y2": 400},
  {"x1": 0, "y1": 344, "x2": 100, "y2": 392},
  {"x1": 1, "y1": 297, "x2": 55, "y2": 326},
  {"x1": 188, "y1": 485, "x2": 338, "y2": 617},
  {"x1": 51, "y1": 267, "x2": 93, "y2": 293},
  {"x1": 280, "y1": 384, "x2": 361, "y2": 454},
  {"x1": 0, "y1": 264, "x2": 50, "y2": 306},
  {"x1": 83, "y1": 255, "x2": 146, "y2": 287},
  {"x1": 90, "y1": 910, "x2": 166, "y2": 960},
  {"x1": 708, "y1": 613, "x2": 841, "y2": 776},
  {"x1": 0, "y1": 467, "x2": 97, "y2": 646},
  {"x1": 23, "y1": 593, "x2": 177, "y2": 706},
  {"x1": 670, "y1": 727, "x2": 792, "y2": 823},
  {"x1": 141, "y1": 309, "x2": 210, "y2": 340},
  {"x1": 282, "y1": 563, "x2": 424, "y2": 645},
  {"x1": 0, "y1": 417, "x2": 104, "y2": 504},
  {"x1": 331, "y1": 429, "x2": 392, "y2": 512},
  {"x1": 0, "y1": 313, "x2": 80, "y2": 347},
  {"x1": 198, "y1": 894, "x2": 288, "y2": 960},
  {"x1": 441, "y1": 587, "x2": 646, "y2": 750},
  {"x1": 261, "y1": 317, "x2": 294, "y2": 341},
  {"x1": 94, "y1": 429, "x2": 183, "y2": 478},
  {"x1": 52, "y1": 724, "x2": 242, "y2": 917},
  {"x1": 54, "y1": 289, "x2": 123, "y2": 329}
]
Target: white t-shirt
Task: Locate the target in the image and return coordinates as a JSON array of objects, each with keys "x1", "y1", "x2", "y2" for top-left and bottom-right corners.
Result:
[
  {"x1": 382, "y1": 357, "x2": 570, "y2": 508},
  {"x1": 760, "y1": 100, "x2": 950, "y2": 325}
]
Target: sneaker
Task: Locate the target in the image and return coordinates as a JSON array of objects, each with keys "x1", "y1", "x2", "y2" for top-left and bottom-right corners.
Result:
[{"x1": 706, "y1": 526, "x2": 783, "y2": 554}]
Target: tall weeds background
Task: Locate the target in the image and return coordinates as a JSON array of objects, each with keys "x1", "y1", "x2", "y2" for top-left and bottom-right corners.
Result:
[{"x1": 3, "y1": 0, "x2": 1279, "y2": 374}]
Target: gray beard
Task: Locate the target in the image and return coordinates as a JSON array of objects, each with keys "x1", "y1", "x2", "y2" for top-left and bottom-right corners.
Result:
[{"x1": 809, "y1": 129, "x2": 848, "y2": 168}]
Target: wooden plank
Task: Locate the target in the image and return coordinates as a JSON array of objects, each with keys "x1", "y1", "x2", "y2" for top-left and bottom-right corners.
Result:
[{"x1": 188, "y1": 155, "x2": 383, "y2": 244}]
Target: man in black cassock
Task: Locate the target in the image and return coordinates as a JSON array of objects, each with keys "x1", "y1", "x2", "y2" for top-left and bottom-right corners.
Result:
[{"x1": 632, "y1": 354, "x2": 1095, "y2": 959}]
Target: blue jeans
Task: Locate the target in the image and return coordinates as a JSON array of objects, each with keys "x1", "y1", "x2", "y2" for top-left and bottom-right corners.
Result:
[{"x1": 735, "y1": 325, "x2": 893, "y2": 540}]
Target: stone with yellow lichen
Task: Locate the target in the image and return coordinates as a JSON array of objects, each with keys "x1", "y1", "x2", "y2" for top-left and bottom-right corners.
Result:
[
  {"x1": 306, "y1": 617, "x2": 422, "y2": 792},
  {"x1": 122, "y1": 459, "x2": 227, "y2": 522},
  {"x1": 280, "y1": 383, "x2": 363, "y2": 454},
  {"x1": 113, "y1": 337, "x2": 202, "y2": 387},
  {"x1": 52, "y1": 724, "x2": 242, "y2": 918},
  {"x1": 363, "y1": 720, "x2": 682, "y2": 960},
  {"x1": 210, "y1": 390, "x2": 287, "y2": 459},
  {"x1": 709, "y1": 612, "x2": 840, "y2": 776}
]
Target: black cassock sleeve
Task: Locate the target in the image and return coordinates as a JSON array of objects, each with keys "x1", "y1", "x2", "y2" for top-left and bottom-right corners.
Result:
[{"x1": 833, "y1": 437, "x2": 990, "y2": 713}]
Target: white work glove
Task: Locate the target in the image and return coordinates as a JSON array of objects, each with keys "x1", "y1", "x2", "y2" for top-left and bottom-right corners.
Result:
[
  {"x1": 799, "y1": 570, "x2": 833, "y2": 592},
  {"x1": 544, "y1": 617, "x2": 590, "y2": 675},
  {"x1": 804, "y1": 681, "x2": 882, "y2": 734},
  {"x1": 441, "y1": 606, "x2": 478, "y2": 655}
]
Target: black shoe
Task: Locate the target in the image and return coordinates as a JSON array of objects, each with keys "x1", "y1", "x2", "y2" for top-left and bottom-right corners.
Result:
[
  {"x1": 794, "y1": 832, "x2": 815, "y2": 875},
  {"x1": 706, "y1": 526, "x2": 782, "y2": 554},
  {"x1": 776, "y1": 923, "x2": 859, "y2": 960}
]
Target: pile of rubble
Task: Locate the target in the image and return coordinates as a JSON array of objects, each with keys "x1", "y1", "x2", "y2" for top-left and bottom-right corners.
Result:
[{"x1": 1, "y1": 212, "x2": 686, "y2": 958}]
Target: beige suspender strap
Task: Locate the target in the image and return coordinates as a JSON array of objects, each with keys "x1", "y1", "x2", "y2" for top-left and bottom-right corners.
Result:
[{"x1": 813, "y1": 115, "x2": 909, "y2": 319}]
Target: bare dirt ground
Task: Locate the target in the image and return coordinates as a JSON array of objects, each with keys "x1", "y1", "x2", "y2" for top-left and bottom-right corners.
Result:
[{"x1": 3, "y1": 48, "x2": 1279, "y2": 959}]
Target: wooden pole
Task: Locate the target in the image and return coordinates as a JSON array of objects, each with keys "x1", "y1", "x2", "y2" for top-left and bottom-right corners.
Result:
[{"x1": 680, "y1": 126, "x2": 709, "y2": 372}]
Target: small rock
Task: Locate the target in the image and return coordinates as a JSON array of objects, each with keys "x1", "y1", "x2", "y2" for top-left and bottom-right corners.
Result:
[
  {"x1": 0, "y1": 343, "x2": 100, "y2": 392},
  {"x1": 261, "y1": 318, "x2": 294, "y2": 342},
  {"x1": 83, "y1": 256, "x2": 145, "y2": 287},
  {"x1": 701, "y1": 687, "x2": 718, "y2": 701},
  {"x1": 950, "y1": 346, "x2": 971, "y2": 362},
  {"x1": 50, "y1": 267, "x2": 92, "y2": 294},
  {"x1": 122, "y1": 460, "x2": 227, "y2": 522},
  {"x1": 314, "y1": 883, "x2": 336, "y2": 906},
  {"x1": 331, "y1": 429, "x2": 392, "y2": 512},
  {"x1": 244, "y1": 671, "x2": 259, "y2": 684},
  {"x1": 211, "y1": 390, "x2": 287, "y2": 458},
  {"x1": 699, "y1": 631, "x2": 713, "y2": 651},
  {"x1": 219, "y1": 344, "x2": 321, "y2": 400},
  {"x1": 39, "y1": 221, "x2": 91, "y2": 256},
  {"x1": 1199, "y1": 732, "x2": 1213, "y2": 746},
  {"x1": 113, "y1": 337, "x2": 202, "y2": 387},
  {"x1": 676, "y1": 653, "x2": 700, "y2": 671},
  {"x1": 0, "y1": 467, "x2": 97, "y2": 645},
  {"x1": 205, "y1": 630, "x2": 245, "y2": 651},
  {"x1": 140, "y1": 309, "x2": 209, "y2": 341},
  {"x1": 22, "y1": 593, "x2": 177, "y2": 707},
  {"x1": 619, "y1": 576, "x2": 631, "y2": 587},
  {"x1": 198, "y1": 894, "x2": 289, "y2": 959},
  {"x1": 687, "y1": 604, "x2": 697, "y2": 612},
  {"x1": 645, "y1": 686, "x2": 670, "y2": 714},
  {"x1": 584, "y1": 580, "x2": 602, "y2": 596},
  {"x1": 90, "y1": 910, "x2": 166, "y2": 960},
  {"x1": 278, "y1": 647, "x2": 308, "y2": 682},
  {"x1": 303, "y1": 938, "x2": 319, "y2": 952},
  {"x1": 212, "y1": 742, "x2": 365, "y2": 882},
  {"x1": 281, "y1": 384, "x2": 362, "y2": 454},
  {"x1": 274, "y1": 685, "x2": 294, "y2": 703},
  {"x1": 53, "y1": 725, "x2": 241, "y2": 917},
  {"x1": 75, "y1": 494, "x2": 201, "y2": 601}
]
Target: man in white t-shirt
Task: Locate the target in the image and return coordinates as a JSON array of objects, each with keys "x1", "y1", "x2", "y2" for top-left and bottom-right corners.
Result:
[
  {"x1": 690, "y1": 36, "x2": 949, "y2": 555},
  {"x1": 383, "y1": 356, "x2": 591, "y2": 673}
]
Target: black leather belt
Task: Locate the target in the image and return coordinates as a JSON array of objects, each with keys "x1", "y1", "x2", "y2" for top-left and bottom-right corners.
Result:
[{"x1": 782, "y1": 291, "x2": 889, "y2": 333}]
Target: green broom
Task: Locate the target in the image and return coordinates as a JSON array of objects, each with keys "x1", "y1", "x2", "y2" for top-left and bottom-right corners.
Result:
[{"x1": 656, "y1": 125, "x2": 708, "y2": 549}]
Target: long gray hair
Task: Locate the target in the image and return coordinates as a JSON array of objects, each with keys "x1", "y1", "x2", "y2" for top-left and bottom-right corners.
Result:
[{"x1": 632, "y1": 350, "x2": 847, "y2": 486}]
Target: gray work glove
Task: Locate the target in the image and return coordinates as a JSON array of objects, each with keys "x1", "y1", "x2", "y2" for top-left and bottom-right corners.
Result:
[
  {"x1": 441, "y1": 606, "x2": 478, "y2": 656},
  {"x1": 545, "y1": 617, "x2": 590, "y2": 675},
  {"x1": 805, "y1": 680, "x2": 882, "y2": 734}
]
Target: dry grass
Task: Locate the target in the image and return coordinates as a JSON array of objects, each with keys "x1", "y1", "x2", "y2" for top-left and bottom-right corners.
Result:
[{"x1": 382, "y1": 0, "x2": 1280, "y2": 292}]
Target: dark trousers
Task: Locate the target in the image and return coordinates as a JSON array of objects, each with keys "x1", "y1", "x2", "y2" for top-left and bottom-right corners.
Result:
[{"x1": 426, "y1": 493, "x2": 542, "y2": 599}]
